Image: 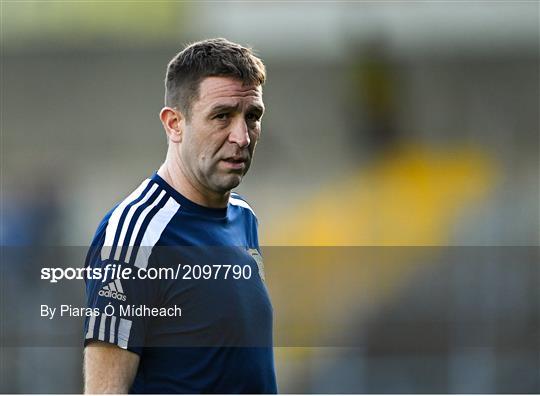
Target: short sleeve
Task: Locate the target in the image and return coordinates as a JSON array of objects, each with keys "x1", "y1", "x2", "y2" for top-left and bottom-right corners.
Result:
[{"x1": 83, "y1": 218, "x2": 160, "y2": 355}]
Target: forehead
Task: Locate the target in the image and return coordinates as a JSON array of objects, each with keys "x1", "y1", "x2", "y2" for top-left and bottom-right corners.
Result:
[{"x1": 195, "y1": 76, "x2": 263, "y2": 109}]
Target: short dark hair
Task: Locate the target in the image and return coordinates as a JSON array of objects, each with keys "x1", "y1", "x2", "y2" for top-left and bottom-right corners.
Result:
[{"x1": 164, "y1": 38, "x2": 266, "y2": 119}]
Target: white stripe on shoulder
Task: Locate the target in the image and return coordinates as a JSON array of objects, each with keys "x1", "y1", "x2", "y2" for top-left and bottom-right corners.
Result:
[
  {"x1": 113, "y1": 183, "x2": 159, "y2": 261},
  {"x1": 123, "y1": 190, "x2": 167, "y2": 262},
  {"x1": 229, "y1": 196, "x2": 256, "y2": 217},
  {"x1": 101, "y1": 179, "x2": 151, "y2": 261},
  {"x1": 133, "y1": 197, "x2": 180, "y2": 269}
]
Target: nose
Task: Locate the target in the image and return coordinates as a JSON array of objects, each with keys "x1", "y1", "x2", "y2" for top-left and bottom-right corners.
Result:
[{"x1": 228, "y1": 118, "x2": 250, "y2": 148}]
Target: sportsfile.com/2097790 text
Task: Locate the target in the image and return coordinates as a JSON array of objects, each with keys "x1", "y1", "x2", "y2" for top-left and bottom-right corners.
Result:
[{"x1": 40, "y1": 263, "x2": 252, "y2": 284}]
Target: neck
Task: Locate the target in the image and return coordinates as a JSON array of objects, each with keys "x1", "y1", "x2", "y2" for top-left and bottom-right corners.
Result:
[{"x1": 157, "y1": 154, "x2": 229, "y2": 209}]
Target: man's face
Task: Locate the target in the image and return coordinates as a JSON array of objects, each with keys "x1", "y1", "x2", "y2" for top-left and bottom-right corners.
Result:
[{"x1": 179, "y1": 76, "x2": 265, "y2": 195}]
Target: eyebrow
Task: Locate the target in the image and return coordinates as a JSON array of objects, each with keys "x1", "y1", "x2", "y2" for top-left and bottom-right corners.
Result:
[
  {"x1": 208, "y1": 103, "x2": 265, "y2": 116},
  {"x1": 209, "y1": 104, "x2": 239, "y2": 115}
]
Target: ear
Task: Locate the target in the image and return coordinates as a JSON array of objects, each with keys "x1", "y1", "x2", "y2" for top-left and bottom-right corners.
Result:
[{"x1": 159, "y1": 107, "x2": 184, "y2": 143}]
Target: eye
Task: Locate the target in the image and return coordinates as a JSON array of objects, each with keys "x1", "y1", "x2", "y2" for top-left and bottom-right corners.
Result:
[
  {"x1": 246, "y1": 113, "x2": 261, "y2": 122},
  {"x1": 214, "y1": 113, "x2": 229, "y2": 120}
]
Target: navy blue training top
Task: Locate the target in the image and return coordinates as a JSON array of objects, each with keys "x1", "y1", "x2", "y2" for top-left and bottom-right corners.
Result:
[{"x1": 84, "y1": 172, "x2": 277, "y2": 393}]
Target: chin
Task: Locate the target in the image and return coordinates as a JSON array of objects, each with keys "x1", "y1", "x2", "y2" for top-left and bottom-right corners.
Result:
[{"x1": 214, "y1": 175, "x2": 242, "y2": 193}]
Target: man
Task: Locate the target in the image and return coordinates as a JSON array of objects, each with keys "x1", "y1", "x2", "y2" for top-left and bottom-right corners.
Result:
[{"x1": 83, "y1": 38, "x2": 276, "y2": 394}]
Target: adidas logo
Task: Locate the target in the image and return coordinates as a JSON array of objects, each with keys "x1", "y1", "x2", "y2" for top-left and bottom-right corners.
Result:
[{"x1": 98, "y1": 279, "x2": 127, "y2": 301}]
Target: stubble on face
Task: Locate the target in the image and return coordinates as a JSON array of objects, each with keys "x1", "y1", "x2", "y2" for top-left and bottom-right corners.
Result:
[{"x1": 179, "y1": 76, "x2": 264, "y2": 200}]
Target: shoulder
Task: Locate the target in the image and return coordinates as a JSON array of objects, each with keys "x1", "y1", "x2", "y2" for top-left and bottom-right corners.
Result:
[
  {"x1": 91, "y1": 177, "x2": 180, "y2": 266},
  {"x1": 229, "y1": 192, "x2": 258, "y2": 220}
]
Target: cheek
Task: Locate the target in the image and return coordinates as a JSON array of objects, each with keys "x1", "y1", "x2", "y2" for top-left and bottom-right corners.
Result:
[
  {"x1": 199, "y1": 138, "x2": 223, "y2": 164},
  {"x1": 186, "y1": 127, "x2": 211, "y2": 157},
  {"x1": 250, "y1": 129, "x2": 261, "y2": 147},
  {"x1": 208, "y1": 131, "x2": 230, "y2": 154}
]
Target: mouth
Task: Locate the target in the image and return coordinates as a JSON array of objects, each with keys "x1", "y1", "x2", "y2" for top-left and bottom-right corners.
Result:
[{"x1": 221, "y1": 156, "x2": 248, "y2": 170}]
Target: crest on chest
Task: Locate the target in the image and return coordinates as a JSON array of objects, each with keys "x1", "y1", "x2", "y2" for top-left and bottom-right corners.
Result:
[{"x1": 246, "y1": 248, "x2": 265, "y2": 282}]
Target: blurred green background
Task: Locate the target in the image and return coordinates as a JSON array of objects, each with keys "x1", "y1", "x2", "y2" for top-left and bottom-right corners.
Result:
[{"x1": 1, "y1": 1, "x2": 538, "y2": 393}]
